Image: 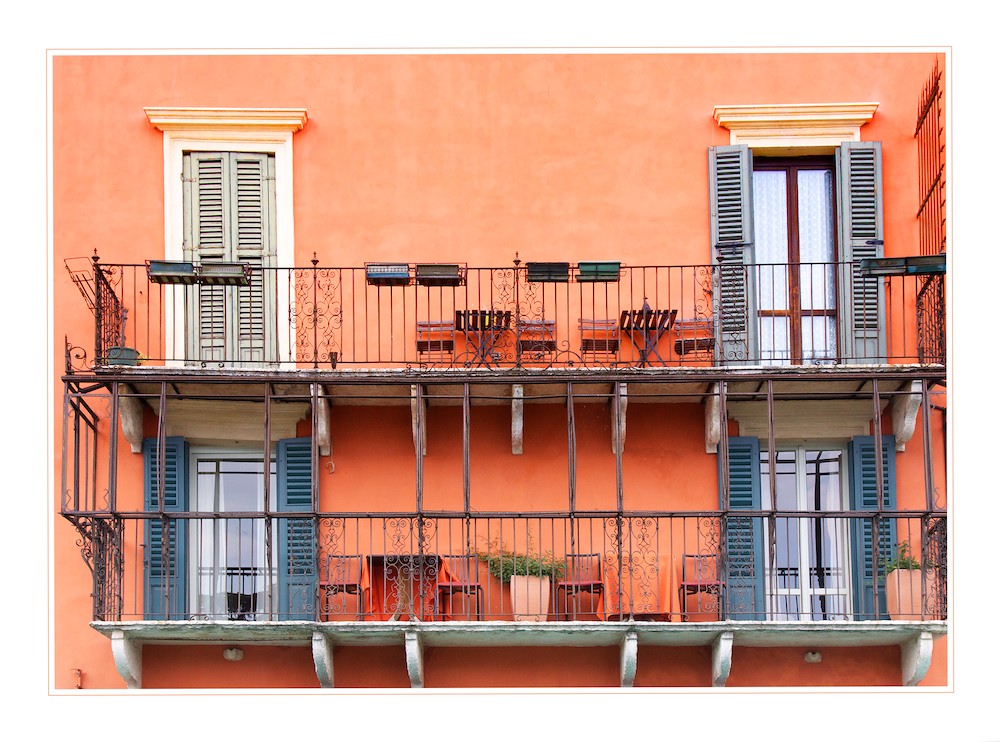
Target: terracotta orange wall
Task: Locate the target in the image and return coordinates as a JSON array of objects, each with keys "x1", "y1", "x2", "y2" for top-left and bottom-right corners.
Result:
[
  {"x1": 135, "y1": 640, "x2": 948, "y2": 688},
  {"x1": 52, "y1": 52, "x2": 945, "y2": 690}
]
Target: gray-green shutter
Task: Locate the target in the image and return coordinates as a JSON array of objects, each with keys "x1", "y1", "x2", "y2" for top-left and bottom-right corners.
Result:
[
  {"x1": 720, "y1": 436, "x2": 765, "y2": 620},
  {"x1": 277, "y1": 437, "x2": 316, "y2": 620},
  {"x1": 838, "y1": 142, "x2": 886, "y2": 363},
  {"x1": 849, "y1": 434, "x2": 897, "y2": 619},
  {"x1": 183, "y1": 151, "x2": 277, "y2": 364},
  {"x1": 709, "y1": 145, "x2": 757, "y2": 365},
  {"x1": 143, "y1": 437, "x2": 189, "y2": 619},
  {"x1": 185, "y1": 153, "x2": 228, "y2": 362},
  {"x1": 232, "y1": 153, "x2": 276, "y2": 364}
]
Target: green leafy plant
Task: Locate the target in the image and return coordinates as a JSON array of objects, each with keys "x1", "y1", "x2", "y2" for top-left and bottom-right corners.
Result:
[
  {"x1": 476, "y1": 535, "x2": 565, "y2": 583},
  {"x1": 882, "y1": 541, "x2": 921, "y2": 573}
]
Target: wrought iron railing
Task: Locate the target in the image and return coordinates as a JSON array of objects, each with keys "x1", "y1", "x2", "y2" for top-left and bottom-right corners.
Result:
[
  {"x1": 63, "y1": 258, "x2": 945, "y2": 371},
  {"x1": 69, "y1": 511, "x2": 945, "y2": 623},
  {"x1": 915, "y1": 61, "x2": 945, "y2": 257}
]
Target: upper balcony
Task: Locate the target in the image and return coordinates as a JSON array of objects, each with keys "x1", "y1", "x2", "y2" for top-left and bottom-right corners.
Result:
[{"x1": 64, "y1": 256, "x2": 946, "y2": 375}]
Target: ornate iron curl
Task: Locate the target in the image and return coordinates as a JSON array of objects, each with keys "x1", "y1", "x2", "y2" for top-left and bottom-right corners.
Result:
[
  {"x1": 65, "y1": 341, "x2": 91, "y2": 373},
  {"x1": 293, "y1": 268, "x2": 343, "y2": 365},
  {"x1": 71, "y1": 517, "x2": 124, "y2": 621}
]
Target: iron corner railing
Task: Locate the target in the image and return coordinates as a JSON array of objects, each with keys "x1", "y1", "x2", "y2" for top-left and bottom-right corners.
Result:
[{"x1": 64, "y1": 257, "x2": 946, "y2": 373}]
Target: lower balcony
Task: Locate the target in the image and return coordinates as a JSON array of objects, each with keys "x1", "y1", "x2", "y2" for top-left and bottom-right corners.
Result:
[{"x1": 71, "y1": 511, "x2": 946, "y2": 688}]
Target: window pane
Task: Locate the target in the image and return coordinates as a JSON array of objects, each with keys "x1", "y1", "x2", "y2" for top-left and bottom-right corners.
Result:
[
  {"x1": 759, "y1": 316, "x2": 790, "y2": 364},
  {"x1": 802, "y1": 317, "x2": 837, "y2": 363},
  {"x1": 753, "y1": 170, "x2": 789, "y2": 264},
  {"x1": 796, "y1": 169, "x2": 835, "y2": 263},
  {"x1": 798, "y1": 261, "x2": 836, "y2": 311},
  {"x1": 757, "y1": 262, "x2": 789, "y2": 311}
]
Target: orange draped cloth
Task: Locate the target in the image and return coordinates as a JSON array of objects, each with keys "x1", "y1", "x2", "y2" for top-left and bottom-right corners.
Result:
[
  {"x1": 598, "y1": 553, "x2": 675, "y2": 621},
  {"x1": 359, "y1": 554, "x2": 453, "y2": 621}
]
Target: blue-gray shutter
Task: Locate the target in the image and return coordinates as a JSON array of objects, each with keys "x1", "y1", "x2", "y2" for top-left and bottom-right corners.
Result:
[
  {"x1": 838, "y1": 142, "x2": 886, "y2": 363},
  {"x1": 720, "y1": 436, "x2": 765, "y2": 620},
  {"x1": 709, "y1": 145, "x2": 757, "y2": 365},
  {"x1": 143, "y1": 437, "x2": 189, "y2": 619},
  {"x1": 849, "y1": 434, "x2": 896, "y2": 619},
  {"x1": 277, "y1": 437, "x2": 316, "y2": 620}
]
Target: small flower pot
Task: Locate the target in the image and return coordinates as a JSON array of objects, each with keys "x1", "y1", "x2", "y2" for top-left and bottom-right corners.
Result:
[{"x1": 105, "y1": 346, "x2": 140, "y2": 366}]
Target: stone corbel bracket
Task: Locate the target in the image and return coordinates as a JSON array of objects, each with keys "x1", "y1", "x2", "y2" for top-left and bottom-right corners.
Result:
[
  {"x1": 411, "y1": 385, "x2": 427, "y2": 457},
  {"x1": 611, "y1": 382, "x2": 628, "y2": 455},
  {"x1": 119, "y1": 392, "x2": 144, "y2": 454},
  {"x1": 314, "y1": 385, "x2": 332, "y2": 457},
  {"x1": 705, "y1": 382, "x2": 721, "y2": 454},
  {"x1": 405, "y1": 629, "x2": 424, "y2": 688},
  {"x1": 892, "y1": 381, "x2": 923, "y2": 452},
  {"x1": 712, "y1": 631, "x2": 734, "y2": 687},
  {"x1": 511, "y1": 384, "x2": 524, "y2": 455},
  {"x1": 312, "y1": 632, "x2": 335, "y2": 688},
  {"x1": 111, "y1": 630, "x2": 142, "y2": 689},
  {"x1": 620, "y1": 628, "x2": 638, "y2": 687},
  {"x1": 901, "y1": 630, "x2": 934, "y2": 686}
]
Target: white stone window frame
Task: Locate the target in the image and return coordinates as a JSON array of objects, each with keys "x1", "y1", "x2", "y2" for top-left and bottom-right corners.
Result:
[
  {"x1": 145, "y1": 107, "x2": 308, "y2": 367},
  {"x1": 713, "y1": 102, "x2": 878, "y2": 155}
]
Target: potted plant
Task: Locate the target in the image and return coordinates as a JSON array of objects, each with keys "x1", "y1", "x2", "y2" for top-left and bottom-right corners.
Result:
[
  {"x1": 882, "y1": 541, "x2": 927, "y2": 620},
  {"x1": 477, "y1": 536, "x2": 565, "y2": 622}
]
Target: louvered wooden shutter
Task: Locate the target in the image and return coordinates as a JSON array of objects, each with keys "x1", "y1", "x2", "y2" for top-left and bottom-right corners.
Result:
[
  {"x1": 838, "y1": 142, "x2": 886, "y2": 363},
  {"x1": 277, "y1": 437, "x2": 316, "y2": 620},
  {"x1": 185, "y1": 153, "x2": 228, "y2": 362},
  {"x1": 183, "y1": 151, "x2": 277, "y2": 364},
  {"x1": 720, "y1": 436, "x2": 765, "y2": 620},
  {"x1": 232, "y1": 153, "x2": 276, "y2": 364},
  {"x1": 143, "y1": 437, "x2": 189, "y2": 619},
  {"x1": 709, "y1": 145, "x2": 757, "y2": 365},
  {"x1": 848, "y1": 434, "x2": 897, "y2": 619}
]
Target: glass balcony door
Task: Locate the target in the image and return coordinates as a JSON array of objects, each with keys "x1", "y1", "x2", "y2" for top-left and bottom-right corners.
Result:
[
  {"x1": 753, "y1": 159, "x2": 839, "y2": 365},
  {"x1": 191, "y1": 451, "x2": 277, "y2": 620},
  {"x1": 760, "y1": 446, "x2": 852, "y2": 620}
]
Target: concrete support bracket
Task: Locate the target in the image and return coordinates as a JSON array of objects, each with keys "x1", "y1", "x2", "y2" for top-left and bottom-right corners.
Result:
[
  {"x1": 405, "y1": 629, "x2": 424, "y2": 688},
  {"x1": 312, "y1": 631, "x2": 335, "y2": 688},
  {"x1": 612, "y1": 382, "x2": 628, "y2": 455},
  {"x1": 315, "y1": 386, "x2": 332, "y2": 457},
  {"x1": 410, "y1": 385, "x2": 427, "y2": 457},
  {"x1": 712, "y1": 630, "x2": 734, "y2": 687},
  {"x1": 111, "y1": 629, "x2": 142, "y2": 689},
  {"x1": 705, "y1": 382, "x2": 720, "y2": 454},
  {"x1": 901, "y1": 630, "x2": 933, "y2": 686},
  {"x1": 511, "y1": 384, "x2": 524, "y2": 455},
  {"x1": 620, "y1": 629, "x2": 638, "y2": 687},
  {"x1": 119, "y1": 394, "x2": 144, "y2": 454},
  {"x1": 892, "y1": 380, "x2": 923, "y2": 452}
]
